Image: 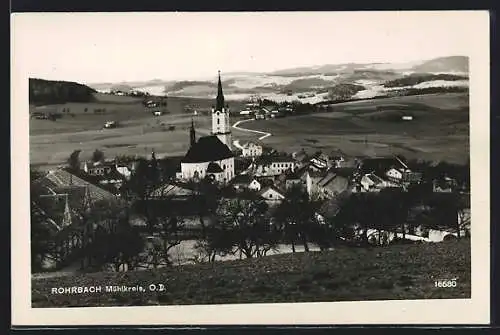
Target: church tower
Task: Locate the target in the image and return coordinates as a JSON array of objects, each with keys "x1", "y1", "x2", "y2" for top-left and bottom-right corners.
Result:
[{"x1": 211, "y1": 71, "x2": 231, "y2": 149}]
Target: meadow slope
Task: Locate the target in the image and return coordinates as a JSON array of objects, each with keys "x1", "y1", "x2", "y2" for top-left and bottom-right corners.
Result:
[
  {"x1": 243, "y1": 93, "x2": 469, "y2": 164},
  {"x1": 32, "y1": 239, "x2": 470, "y2": 307},
  {"x1": 29, "y1": 94, "x2": 252, "y2": 169}
]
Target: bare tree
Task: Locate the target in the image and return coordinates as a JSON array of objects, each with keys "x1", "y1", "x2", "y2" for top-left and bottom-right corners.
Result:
[{"x1": 202, "y1": 196, "x2": 279, "y2": 260}]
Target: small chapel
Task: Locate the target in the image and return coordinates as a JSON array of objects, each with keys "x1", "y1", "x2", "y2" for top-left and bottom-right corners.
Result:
[{"x1": 178, "y1": 71, "x2": 235, "y2": 183}]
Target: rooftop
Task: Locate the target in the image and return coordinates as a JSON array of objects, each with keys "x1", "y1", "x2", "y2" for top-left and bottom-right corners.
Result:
[
  {"x1": 33, "y1": 169, "x2": 119, "y2": 203},
  {"x1": 150, "y1": 183, "x2": 195, "y2": 198},
  {"x1": 181, "y1": 136, "x2": 234, "y2": 163},
  {"x1": 231, "y1": 174, "x2": 253, "y2": 185},
  {"x1": 206, "y1": 162, "x2": 224, "y2": 173}
]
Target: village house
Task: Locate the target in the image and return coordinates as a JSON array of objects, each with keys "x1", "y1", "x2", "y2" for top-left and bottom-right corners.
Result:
[
  {"x1": 302, "y1": 169, "x2": 349, "y2": 199},
  {"x1": 359, "y1": 173, "x2": 399, "y2": 192},
  {"x1": 316, "y1": 173, "x2": 349, "y2": 199},
  {"x1": 309, "y1": 152, "x2": 331, "y2": 171},
  {"x1": 432, "y1": 176, "x2": 457, "y2": 193},
  {"x1": 385, "y1": 167, "x2": 405, "y2": 183},
  {"x1": 230, "y1": 174, "x2": 262, "y2": 192},
  {"x1": 83, "y1": 161, "x2": 114, "y2": 176},
  {"x1": 241, "y1": 142, "x2": 263, "y2": 158},
  {"x1": 359, "y1": 156, "x2": 409, "y2": 178},
  {"x1": 250, "y1": 155, "x2": 297, "y2": 177},
  {"x1": 81, "y1": 161, "x2": 128, "y2": 192},
  {"x1": 96, "y1": 168, "x2": 127, "y2": 191},
  {"x1": 115, "y1": 163, "x2": 133, "y2": 180},
  {"x1": 259, "y1": 185, "x2": 286, "y2": 205},
  {"x1": 385, "y1": 167, "x2": 423, "y2": 185},
  {"x1": 303, "y1": 170, "x2": 324, "y2": 197}
]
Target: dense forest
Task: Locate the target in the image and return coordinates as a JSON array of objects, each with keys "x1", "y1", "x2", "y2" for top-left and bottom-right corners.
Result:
[
  {"x1": 388, "y1": 86, "x2": 469, "y2": 97},
  {"x1": 29, "y1": 78, "x2": 97, "y2": 105},
  {"x1": 383, "y1": 73, "x2": 468, "y2": 88},
  {"x1": 327, "y1": 83, "x2": 366, "y2": 101}
]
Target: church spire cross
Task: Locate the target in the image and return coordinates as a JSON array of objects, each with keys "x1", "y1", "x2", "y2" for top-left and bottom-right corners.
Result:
[{"x1": 216, "y1": 70, "x2": 225, "y2": 111}]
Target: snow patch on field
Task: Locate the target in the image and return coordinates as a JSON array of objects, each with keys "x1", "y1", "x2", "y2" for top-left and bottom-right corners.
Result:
[
  {"x1": 136, "y1": 85, "x2": 166, "y2": 96},
  {"x1": 413, "y1": 79, "x2": 469, "y2": 89}
]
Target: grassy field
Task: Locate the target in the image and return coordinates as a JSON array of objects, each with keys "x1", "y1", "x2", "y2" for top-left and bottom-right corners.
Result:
[
  {"x1": 244, "y1": 93, "x2": 469, "y2": 164},
  {"x1": 29, "y1": 94, "x2": 253, "y2": 168},
  {"x1": 31, "y1": 239, "x2": 470, "y2": 307},
  {"x1": 29, "y1": 92, "x2": 469, "y2": 168}
]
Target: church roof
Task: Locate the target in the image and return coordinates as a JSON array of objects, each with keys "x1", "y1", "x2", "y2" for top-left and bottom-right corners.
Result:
[
  {"x1": 207, "y1": 162, "x2": 224, "y2": 173},
  {"x1": 181, "y1": 135, "x2": 234, "y2": 163}
]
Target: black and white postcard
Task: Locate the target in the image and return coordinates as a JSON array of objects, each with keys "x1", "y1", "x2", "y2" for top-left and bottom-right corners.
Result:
[{"x1": 11, "y1": 11, "x2": 490, "y2": 325}]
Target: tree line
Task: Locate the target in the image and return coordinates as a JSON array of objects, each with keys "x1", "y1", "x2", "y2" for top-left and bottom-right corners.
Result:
[
  {"x1": 29, "y1": 78, "x2": 97, "y2": 106},
  {"x1": 383, "y1": 73, "x2": 468, "y2": 88}
]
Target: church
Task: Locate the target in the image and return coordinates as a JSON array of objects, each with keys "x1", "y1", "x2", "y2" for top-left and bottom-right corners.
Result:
[{"x1": 177, "y1": 71, "x2": 235, "y2": 184}]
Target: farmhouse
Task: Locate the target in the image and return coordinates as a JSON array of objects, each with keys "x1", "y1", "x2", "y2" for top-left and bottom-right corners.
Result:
[{"x1": 178, "y1": 72, "x2": 235, "y2": 184}]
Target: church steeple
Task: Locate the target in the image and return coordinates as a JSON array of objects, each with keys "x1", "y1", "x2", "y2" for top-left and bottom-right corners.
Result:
[
  {"x1": 216, "y1": 70, "x2": 225, "y2": 111},
  {"x1": 190, "y1": 118, "x2": 196, "y2": 147}
]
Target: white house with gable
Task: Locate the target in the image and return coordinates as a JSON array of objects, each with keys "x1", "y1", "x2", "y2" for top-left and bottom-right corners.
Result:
[
  {"x1": 241, "y1": 142, "x2": 263, "y2": 158},
  {"x1": 260, "y1": 186, "x2": 285, "y2": 205}
]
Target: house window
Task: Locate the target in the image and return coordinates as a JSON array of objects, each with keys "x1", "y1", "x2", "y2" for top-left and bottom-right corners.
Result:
[
  {"x1": 269, "y1": 193, "x2": 273, "y2": 198},
  {"x1": 217, "y1": 118, "x2": 220, "y2": 125}
]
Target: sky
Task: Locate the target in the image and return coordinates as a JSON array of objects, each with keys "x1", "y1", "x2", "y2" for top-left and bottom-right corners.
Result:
[{"x1": 12, "y1": 11, "x2": 486, "y2": 84}]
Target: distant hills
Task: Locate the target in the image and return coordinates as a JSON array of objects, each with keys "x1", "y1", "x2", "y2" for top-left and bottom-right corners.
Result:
[
  {"x1": 269, "y1": 56, "x2": 468, "y2": 76},
  {"x1": 36, "y1": 56, "x2": 469, "y2": 105},
  {"x1": 29, "y1": 78, "x2": 97, "y2": 105}
]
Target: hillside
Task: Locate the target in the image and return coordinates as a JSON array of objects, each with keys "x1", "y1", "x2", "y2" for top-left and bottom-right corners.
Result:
[
  {"x1": 32, "y1": 239, "x2": 470, "y2": 307},
  {"x1": 384, "y1": 73, "x2": 468, "y2": 88},
  {"x1": 29, "y1": 78, "x2": 97, "y2": 106},
  {"x1": 87, "y1": 55, "x2": 469, "y2": 103},
  {"x1": 411, "y1": 56, "x2": 468, "y2": 73}
]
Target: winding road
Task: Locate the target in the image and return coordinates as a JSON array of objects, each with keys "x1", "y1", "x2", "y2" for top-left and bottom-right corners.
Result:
[{"x1": 232, "y1": 118, "x2": 272, "y2": 149}]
